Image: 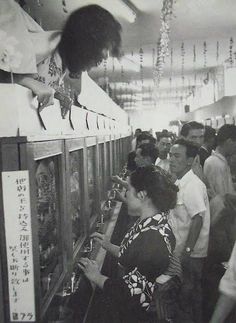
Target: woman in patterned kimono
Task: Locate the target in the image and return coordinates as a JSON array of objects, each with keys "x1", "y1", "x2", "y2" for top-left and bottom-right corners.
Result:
[
  {"x1": 0, "y1": 1, "x2": 122, "y2": 108},
  {"x1": 79, "y1": 166, "x2": 178, "y2": 323}
]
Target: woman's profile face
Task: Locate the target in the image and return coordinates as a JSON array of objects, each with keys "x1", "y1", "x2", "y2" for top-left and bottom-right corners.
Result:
[
  {"x1": 126, "y1": 178, "x2": 141, "y2": 216},
  {"x1": 84, "y1": 47, "x2": 111, "y2": 71}
]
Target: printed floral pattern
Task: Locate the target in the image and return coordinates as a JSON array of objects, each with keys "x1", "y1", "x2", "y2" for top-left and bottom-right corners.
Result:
[
  {"x1": 119, "y1": 213, "x2": 173, "y2": 310},
  {"x1": 34, "y1": 50, "x2": 64, "y2": 90}
]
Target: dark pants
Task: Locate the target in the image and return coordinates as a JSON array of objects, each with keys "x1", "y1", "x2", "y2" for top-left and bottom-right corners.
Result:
[{"x1": 178, "y1": 257, "x2": 204, "y2": 323}]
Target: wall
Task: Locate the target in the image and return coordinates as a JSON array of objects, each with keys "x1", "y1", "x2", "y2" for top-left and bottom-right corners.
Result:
[{"x1": 184, "y1": 95, "x2": 236, "y2": 123}]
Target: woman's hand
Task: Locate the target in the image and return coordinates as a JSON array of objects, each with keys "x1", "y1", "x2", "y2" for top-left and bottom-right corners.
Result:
[
  {"x1": 33, "y1": 82, "x2": 55, "y2": 109},
  {"x1": 78, "y1": 258, "x2": 101, "y2": 282},
  {"x1": 16, "y1": 75, "x2": 54, "y2": 108},
  {"x1": 78, "y1": 258, "x2": 108, "y2": 288},
  {"x1": 111, "y1": 175, "x2": 122, "y2": 184},
  {"x1": 90, "y1": 232, "x2": 110, "y2": 250}
]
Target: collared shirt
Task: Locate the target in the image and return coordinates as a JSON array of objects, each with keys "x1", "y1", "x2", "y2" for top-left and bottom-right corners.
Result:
[
  {"x1": 219, "y1": 241, "x2": 236, "y2": 300},
  {"x1": 155, "y1": 157, "x2": 170, "y2": 173},
  {"x1": 204, "y1": 148, "x2": 235, "y2": 199},
  {"x1": 203, "y1": 149, "x2": 235, "y2": 223},
  {"x1": 131, "y1": 138, "x2": 137, "y2": 151},
  {"x1": 168, "y1": 169, "x2": 210, "y2": 258}
]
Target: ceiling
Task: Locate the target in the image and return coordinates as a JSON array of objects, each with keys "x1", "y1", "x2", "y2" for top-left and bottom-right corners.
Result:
[{"x1": 22, "y1": 0, "x2": 236, "y2": 110}]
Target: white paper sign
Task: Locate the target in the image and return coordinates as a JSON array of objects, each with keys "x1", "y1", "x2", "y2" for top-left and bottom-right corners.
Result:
[{"x1": 2, "y1": 171, "x2": 35, "y2": 322}]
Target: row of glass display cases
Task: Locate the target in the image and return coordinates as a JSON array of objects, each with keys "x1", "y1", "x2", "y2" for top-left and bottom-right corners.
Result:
[{"x1": 0, "y1": 134, "x2": 131, "y2": 323}]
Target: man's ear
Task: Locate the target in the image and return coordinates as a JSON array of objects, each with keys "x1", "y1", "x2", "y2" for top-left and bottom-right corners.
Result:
[
  {"x1": 137, "y1": 190, "x2": 147, "y2": 200},
  {"x1": 187, "y1": 156, "x2": 194, "y2": 166}
]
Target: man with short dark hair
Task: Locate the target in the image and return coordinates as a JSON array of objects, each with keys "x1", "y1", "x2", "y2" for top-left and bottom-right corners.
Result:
[
  {"x1": 131, "y1": 128, "x2": 142, "y2": 151},
  {"x1": 180, "y1": 121, "x2": 205, "y2": 181},
  {"x1": 199, "y1": 126, "x2": 216, "y2": 167},
  {"x1": 155, "y1": 133, "x2": 172, "y2": 172},
  {"x1": 169, "y1": 138, "x2": 210, "y2": 323},
  {"x1": 180, "y1": 121, "x2": 205, "y2": 146},
  {"x1": 127, "y1": 132, "x2": 156, "y2": 172},
  {"x1": 135, "y1": 143, "x2": 158, "y2": 167}
]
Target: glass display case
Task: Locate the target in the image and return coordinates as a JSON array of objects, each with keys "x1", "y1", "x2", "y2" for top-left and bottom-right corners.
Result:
[
  {"x1": 69, "y1": 150, "x2": 84, "y2": 249},
  {"x1": 35, "y1": 157, "x2": 62, "y2": 299},
  {"x1": 105, "y1": 141, "x2": 111, "y2": 191},
  {"x1": 111, "y1": 140, "x2": 116, "y2": 175},
  {"x1": 19, "y1": 140, "x2": 68, "y2": 318},
  {"x1": 87, "y1": 146, "x2": 96, "y2": 218},
  {"x1": 65, "y1": 138, "x2": 87, "y2": 259},
  {"x1": 98, "y1": 142, "x2": 105, "y2": 199}
]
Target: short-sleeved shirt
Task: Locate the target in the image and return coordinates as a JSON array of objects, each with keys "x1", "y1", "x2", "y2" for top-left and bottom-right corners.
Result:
[
  {"x1": 155, "y1": 157, "x2": 170, "y2": 173},
  {"x1": 168, "y1": 169, "x2": 210, "y2": 258},
  {"x1": 219, "y1": 241, "x2": 236, "y2": 300},
  {"x1": 204, "y1": 149, "x2": 235, "y2": 199}
]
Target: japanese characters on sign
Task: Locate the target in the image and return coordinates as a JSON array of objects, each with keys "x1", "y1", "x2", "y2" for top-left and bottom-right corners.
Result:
[{"x1": 2, "y1": 171, "x2": 35, "y2": 322}]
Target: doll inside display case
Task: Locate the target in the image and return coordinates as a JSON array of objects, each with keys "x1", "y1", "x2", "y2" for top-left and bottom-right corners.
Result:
[
  {"x1": 35, "y1": 157, "x2": 63, "y2": 298},
  {"x1": 87, "y1": 146, "x2": 96, "y2": 218},
  {"x1": 69, "y1": 151, "x2": 83, "y2": 249}
]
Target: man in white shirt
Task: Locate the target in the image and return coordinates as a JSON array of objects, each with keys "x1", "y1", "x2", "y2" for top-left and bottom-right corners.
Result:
[
  {"x1": 180, "y1": 121, "x2": 205, "y2": 181},
  {"x1": 204, "y1": 124, "x2": 236, "y2": 224},
  {"x1": 155, "y1": 133, "x2": 172, "y2": 172},
  {"x1": 169, "y1": 138, "x2": 210, "y2": 323},
  {"x1": 210, "y1": 241, "x2": 236, "y2": 323},
  {"x1": 131, "y1": 128, "x2": 142, "y2": 151}
]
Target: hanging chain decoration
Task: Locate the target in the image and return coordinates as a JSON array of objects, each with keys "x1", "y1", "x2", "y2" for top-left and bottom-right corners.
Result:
[
  {"x1": 62, "y1": 0, "x2": 68, "y2": 13},
  {"x1": 169, "y1": 47, "x2": 173, "y2": 95},
  {"x1": 193, "y1": 44, "x2": 196, "y2": 88},
  {"x1": 139, "y1": 47, "x2": 144, "y2": 84},
  {"x1": 181, "y1": 42, "x2": 185, "y2": 87},
  {"x1": 229, "y1": 37, "x2": 234, "y2": 67},
  {"x1": 37, "y1": 0, "x2": 42, "y2": 6},
  {"x1": 154, "y1": 0, "x2": 175, "y2": 87},
  {"x1": 193, "y1": 45, "x2": 196, "y2": 64},
  {"x1": 152, "y1": 48, "x2": 156, "y2": 69},
  {"x1": 203, "y1": 41, "x2": 207, "y2": 68},
  {"x1": 112, "y1": 57, "x2": 115, "y2": 73},
  {"x1": 216, "y1": 41, "x2": 219, "y2": 63},
  {"x1": 103, "y1": 59, "x2": 108, "y2": 93}
]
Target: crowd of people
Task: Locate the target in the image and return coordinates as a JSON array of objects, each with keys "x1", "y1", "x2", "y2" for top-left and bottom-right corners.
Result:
[
  {"x1": 79, "y1": 122, "x2": 236, "y2": 323},
  {"x1": 1, "y1": 2, "x2": 236, "y2": 323}
]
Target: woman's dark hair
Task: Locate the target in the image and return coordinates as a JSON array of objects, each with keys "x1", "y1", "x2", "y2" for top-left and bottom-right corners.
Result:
[
  {"x1": 130, "y1": 165, "x2": 178, "y2": 212},
  {"x1": 138, "y1": 143, "x2": 159, "y2": 163},
  {"x1": 58, "y1": 5, "x2": 122, "y2": 73}
]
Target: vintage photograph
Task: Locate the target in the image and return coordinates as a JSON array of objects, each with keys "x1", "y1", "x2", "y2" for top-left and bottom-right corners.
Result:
[{"x1": 0, "y1": 1, "x2": 236, "y2": 322}]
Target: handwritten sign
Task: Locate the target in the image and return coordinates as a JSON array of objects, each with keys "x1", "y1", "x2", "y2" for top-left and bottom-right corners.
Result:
[{"x1": 2, "y1": 171, "x2": 35, "y2": 322}]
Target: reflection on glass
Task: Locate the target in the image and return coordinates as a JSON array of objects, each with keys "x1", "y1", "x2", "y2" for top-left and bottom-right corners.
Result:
[
  {"x1": 112, "y1": 141, "x2": 116, "y2": 174},
  {"x1": 87, "y1": 146, "x2": 96, "y2": 217},
  {"x1": 70, "y1": 151, "x2": 83, "y2": 249},
  {"x1": 35, "y1": 157, "x2": 62, "y2": 298},
  {"x1": 99, "y1": 144, "x2": 105, "y2": 198},
  {"x1": 106, "y1": 142, "x2": 111, "y2": 190}
]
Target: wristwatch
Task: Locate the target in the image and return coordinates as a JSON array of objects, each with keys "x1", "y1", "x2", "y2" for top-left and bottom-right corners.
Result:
[{"x1": 185, "y1": 247, "x2": 192, "y2": 254}]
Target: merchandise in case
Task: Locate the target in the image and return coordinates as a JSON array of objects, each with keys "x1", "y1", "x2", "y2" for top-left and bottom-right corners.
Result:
[
  {"x1": 19, "y1": 140, "x2": 68, "y2": 318},
  {"x1": 98, "y1": 141, "x2": 105, "y2": 200},
  {"x1": 105, "y1": 140, "x2": 112, "y2": 191},
  {"x1": 65, "y1": 137, "x2": 87, "y2": 258}
]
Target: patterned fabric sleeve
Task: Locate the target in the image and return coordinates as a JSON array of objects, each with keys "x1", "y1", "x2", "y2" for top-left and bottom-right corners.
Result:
[{"x1": 103, "y1": 230, "x2": 170, "y2": 313}]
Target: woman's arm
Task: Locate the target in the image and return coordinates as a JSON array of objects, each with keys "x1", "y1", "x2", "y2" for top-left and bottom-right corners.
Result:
[
  {"x1": 90, "y1": 232, "x2": 120, "y2": 258},
  {"x1": 209, "y1": 294, "x2": 236, "y2": 323},
  {"x1": 15, "y1": 74, "x2": 54, "y2": 108}
]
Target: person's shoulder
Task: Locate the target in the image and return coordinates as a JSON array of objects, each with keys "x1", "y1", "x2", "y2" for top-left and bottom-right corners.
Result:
[
  {"x1": 186, "y1": 171, "x2": 207, "y2": 190},
  {"x1": 204, "y1": 154, "x2": 223, "y2": 169}
]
